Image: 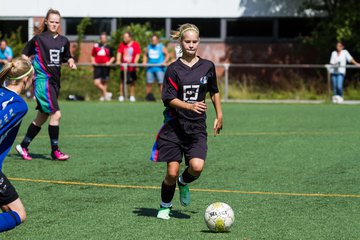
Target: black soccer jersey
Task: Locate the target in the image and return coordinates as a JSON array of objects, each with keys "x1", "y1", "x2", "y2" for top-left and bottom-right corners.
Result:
[
  {"x1": 162, "y1": 57, "x2": 219, "y2": 121},
  {"x1": 22, "y1": 31, "x2": 72, "y2": 86}
]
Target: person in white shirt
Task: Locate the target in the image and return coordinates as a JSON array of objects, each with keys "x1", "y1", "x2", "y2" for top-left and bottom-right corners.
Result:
[{"x1": 329, "y1": 41, "x2": 360, "y2": 103}]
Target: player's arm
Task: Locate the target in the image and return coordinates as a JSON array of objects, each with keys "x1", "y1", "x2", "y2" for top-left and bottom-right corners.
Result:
[
  {"x1": 22, "y1": 37, "x2": 36, "y2": 59},
  {"x1": 107, "y1": 47, "x2": 115, "y2": 65},
  {"x1": 162, "y1": 46, "x2": 170, "y2": 65},
  {"x1": 210, "y1": 92, "x2": 223, "y2": 136},
  {"x1": 168, "y1": 99, "x2": 207, "y2": 114},
  {"x1": 351, "y1": 58, "x2": 360, "y2": 66},
  {"x1": 67, "y1": 58, "x2": 77, "y2": 70},
  {"x1": 116, "y1": 52, "x2": 122, "y2": 65}
]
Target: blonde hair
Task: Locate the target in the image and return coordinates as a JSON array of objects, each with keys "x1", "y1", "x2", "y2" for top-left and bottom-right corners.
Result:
[
  {"x1": 0, "y1": 58, "x2": 34, "y2": 86},
  {"x1": 37, "y1": 8, "x2": 61, "y2": 34},
  {"x1": 170, "y1": 23, "x2": 199, "y2": 41}
]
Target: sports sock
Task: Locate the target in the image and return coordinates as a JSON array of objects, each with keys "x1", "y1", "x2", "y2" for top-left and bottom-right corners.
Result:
[
  {"x1": 178, "y1": 167, "x2": 199, "y2": 186},
  {"x1": 48, "y1": 125, "x2": 59, "y2": 151},
  {"x1": 0, "y1": 211, "x2": 21, "y2": 232},
  {"x1": 160, "y1": 181, "x2": 176, "y2": 207},
  {"x1": 20, "y1": 123, "x2": 41, "y2": 148}
]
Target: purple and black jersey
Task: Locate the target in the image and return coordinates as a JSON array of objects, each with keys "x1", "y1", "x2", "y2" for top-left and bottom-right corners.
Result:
[
  {"x1": 22, "y1": 31, "x2": 72, "y2": 86},
  {"x1": 162, "y1": 57, "x2": 219, "y2": 122}
]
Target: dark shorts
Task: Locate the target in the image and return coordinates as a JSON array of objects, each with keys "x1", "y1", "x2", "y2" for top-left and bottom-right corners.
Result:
[
  {"x1": 151, "y1": 119, "x2": 208, "y2": 165},
  {"x1": 94, "y1": 66, "x2": 110, "y2": 81},
  {"x1": 34, "y1": 79, "x2": 60, "y2": 114},
  {"x1": 120, "y1": 70, "x2": 137, "y2": 84},
  {"x1": 0, "y1": 171, "x2": 19, "y2": 206}
]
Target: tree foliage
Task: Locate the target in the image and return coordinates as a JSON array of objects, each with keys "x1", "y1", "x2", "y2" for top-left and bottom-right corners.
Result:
[
  {"x1": 0, "y1": 27, "x2": 26, "y2": 58},
  {"x1": 302, "y1": 0, "x2": 360, "y2": 62},
  {"x1": 74, "y1": 17, "x2": 91, "y2": 61},
  {"x1": 109, "y1": 22, "x2": 165, "y2": 60}
]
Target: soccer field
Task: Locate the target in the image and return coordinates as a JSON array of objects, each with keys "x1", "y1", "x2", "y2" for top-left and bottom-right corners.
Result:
[{"x1": 2, "y1": 101, "x2": 360, "y2": 239}]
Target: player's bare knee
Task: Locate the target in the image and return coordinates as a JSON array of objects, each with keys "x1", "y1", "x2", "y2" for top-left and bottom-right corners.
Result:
[
  {"x1": 165, "y1": 172, "x2": 178, "y2": 184},
  {"x1": 17, "y1": 209, "x2": 26, "y2": 223}
]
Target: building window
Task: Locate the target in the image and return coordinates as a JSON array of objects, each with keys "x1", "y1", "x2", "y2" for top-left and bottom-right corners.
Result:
[
  {"x1": 65, "y1": 18, "x2": 112, "y2": 35},
  {"x1": 0, "y1": 20, "x2": 28, "y2": 42},
  {"x1": 278, "y1": 18, "x2": 318, "y2": 39},
  {"x1": 226, "y1": 19, "x2": 274, "y2": 38},
  {"x1": 118, "y1": 18, "x2": 166, "y2": 32},
  {"x1": 171, "y1": 18, "x2": 221, "y2": 39}
]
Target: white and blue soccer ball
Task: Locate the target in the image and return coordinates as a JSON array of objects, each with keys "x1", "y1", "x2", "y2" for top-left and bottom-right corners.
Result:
[{"x1": 204, "y1": 202, "x2": 235, "y2": 232}]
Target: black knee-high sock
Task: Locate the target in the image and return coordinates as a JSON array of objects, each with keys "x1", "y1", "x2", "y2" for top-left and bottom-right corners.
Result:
[
  {"x1": 48, "y1": 125, "x2": 59, "y2": 151},
  {"x1": 20, "y1": 123, "x2": 41, "y2": 148},
  {"x1": 160, "y1": 181, "x2": 176, "y2": 207},
  {"x1": 178, "y1": 167, "x2": 199, "y2": 186}
]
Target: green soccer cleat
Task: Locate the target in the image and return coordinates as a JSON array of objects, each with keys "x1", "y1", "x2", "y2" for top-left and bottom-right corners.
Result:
[
  {"x1": 157, "y1": 207, "x2": 171, "y2": 220},
  {"x1": 178, "y1": 183, "x2": 190, "y2": 206}
]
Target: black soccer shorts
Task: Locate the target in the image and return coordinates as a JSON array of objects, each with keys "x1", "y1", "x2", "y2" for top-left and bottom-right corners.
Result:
[{"x1": 0, "y1": 171, "x2": 19, "y2": 206}]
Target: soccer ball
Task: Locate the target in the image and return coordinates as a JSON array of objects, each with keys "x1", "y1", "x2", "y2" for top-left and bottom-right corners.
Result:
[{"x1": 204, "y1": 202, "x2": 235, "y2": 232}]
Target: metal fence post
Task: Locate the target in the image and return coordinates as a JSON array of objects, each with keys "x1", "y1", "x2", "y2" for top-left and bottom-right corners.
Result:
[
  {"x1": 123, "y1": 63, "x2": 128, "y2": 100},
  {"x1": 223, "y1": 63, "x2": 230, "y2": 102}
]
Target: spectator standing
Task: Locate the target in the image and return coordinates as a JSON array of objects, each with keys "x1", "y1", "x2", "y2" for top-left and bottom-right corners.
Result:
[
  {"x1": 91, "y1": 32, "x2": 115, "y2": 101},
  {"x1": 329, "y1": 41, "x2": 360, "y2": 103},
  {"x1": 0, "y1": 40, "x2": 13, "y2": 71},
  {"x1": 143, "y1": 34, "x2": 169, "y2": 101},
  {"x1": 116, "y1": 32, "x2": 141, "y2": 102}
]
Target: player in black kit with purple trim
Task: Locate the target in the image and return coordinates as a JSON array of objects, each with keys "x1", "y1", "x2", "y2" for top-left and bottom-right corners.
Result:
[{"x1": 150, "y1": 23, "x2": 223, "y2": 220}]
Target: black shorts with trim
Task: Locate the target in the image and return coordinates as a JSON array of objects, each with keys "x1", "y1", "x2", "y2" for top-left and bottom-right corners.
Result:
[
  {"x1": 155, "y1": 119, "x2": 208, "y2": 165},
  {"x1": 120, "y1": 70, "x2": 137, "y2": 84},
  {"x1": 34, "y1": 80, "x2": 60, "y2": 114},
  {"x1": 93, "y1": 66, "x2": 110, "y2": 80},
  {"x1": 0, "y1": 171, "x2": 19, "y2": 206}
]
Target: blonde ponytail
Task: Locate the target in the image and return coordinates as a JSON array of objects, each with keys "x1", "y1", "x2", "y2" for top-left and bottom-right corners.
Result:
[{"x1": 0, "y1": 58, "x2": 33, "y2": 86}]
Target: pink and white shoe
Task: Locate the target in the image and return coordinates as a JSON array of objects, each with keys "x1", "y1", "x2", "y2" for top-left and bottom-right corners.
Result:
[
  {"x1": 15, "y1": 145, "x2": 32, "y2": 161},
  {"x1": 51, "y1": 149, "x2": 70, "y2": 161}
]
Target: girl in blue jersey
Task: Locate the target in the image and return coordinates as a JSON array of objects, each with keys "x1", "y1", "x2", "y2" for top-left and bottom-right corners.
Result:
[
  {"x1": 151, "y1": 24, "x2": 223, "y2": 220},
  {"x1": 16, "y1": 9, "x2": 76, "y2": 161},
  {"x1": 0, "y1": 58, "x2": 34, "y2": 232}
]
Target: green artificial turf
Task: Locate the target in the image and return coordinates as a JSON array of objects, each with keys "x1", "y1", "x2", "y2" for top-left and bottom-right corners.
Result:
[{"x1": 1, "y1": 101, "x2": 360, "y2": 240}]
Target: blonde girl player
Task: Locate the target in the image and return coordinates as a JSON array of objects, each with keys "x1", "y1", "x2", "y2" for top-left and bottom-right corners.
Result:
[
  {"x1": 16, "y1": 9, "x2": 77, "y2": 161},
  {"x1": 0, "y1": 58, "x2": 34, "y2": 232},
  {"x1": 150, "y1": 23, "x2": 223, "y2": 220}
]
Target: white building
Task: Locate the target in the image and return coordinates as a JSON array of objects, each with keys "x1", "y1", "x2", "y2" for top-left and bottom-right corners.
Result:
[{"x1": 0, "y1": 0, "x2": 323, "y2": 63}]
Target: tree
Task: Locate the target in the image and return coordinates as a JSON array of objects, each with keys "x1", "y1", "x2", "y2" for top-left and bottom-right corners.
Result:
[{"x1": 302, "y1": 0, "x2": 360, "y2": 62}]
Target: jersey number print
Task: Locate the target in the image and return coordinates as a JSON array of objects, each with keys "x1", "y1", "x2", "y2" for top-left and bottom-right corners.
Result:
[{"x1": 183, "y1": 85, "x2": 200, "y2": 102}]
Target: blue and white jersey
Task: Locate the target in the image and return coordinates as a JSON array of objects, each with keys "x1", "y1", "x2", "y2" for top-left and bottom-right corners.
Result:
[
  {"x1": 0, "y1": 87, "x2": 28, "y2": 170},
  {"x1": 146, "y1": 43, "x2": 165, "y2": 73}
]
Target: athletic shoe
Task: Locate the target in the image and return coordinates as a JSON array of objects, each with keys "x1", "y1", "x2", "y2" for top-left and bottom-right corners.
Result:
[
  {"x1": 99, "y1": 96, "x2": 105, "y2": 101},
  {"x1": 178, "y1": 182, "x2": 190, "y2": 206},
  {"x1": 157, "y1": 207, "x2": 171, "y2": 220},
  {"x1": 51, "y1": 149, "x2": 70, "y2": 161},
  {"x1": 338, "y1": 96, "x2": 344, "y2": 103},
  {"x1": 106, "y1": 92, "x2": 112, "y2": 101},
  {"x1": 118, "y1": 96, "x2": 124, "y2": 102},
  {"x1": 15, "y1": 145, "x2": 32, "y2": 161},
  {"x1": 129, "y1": 96, "x2": 136, "y2": 102}
]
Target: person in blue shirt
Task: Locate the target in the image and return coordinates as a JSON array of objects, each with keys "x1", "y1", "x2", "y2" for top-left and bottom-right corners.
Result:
[
  {"x1": 0, "y1": 40, "x2": 13, "y2": 71},
  {"x1": 143, "y1": 34, "x2": 169, "y2": 101},
  {"x1": 0, "y1": 58, "x2": 34, "y2": 232}
]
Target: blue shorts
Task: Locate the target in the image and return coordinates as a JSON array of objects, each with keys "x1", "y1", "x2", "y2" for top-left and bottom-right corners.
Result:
[{"x1": 146, "y1": 71, "x2": 165, "y2": 84}]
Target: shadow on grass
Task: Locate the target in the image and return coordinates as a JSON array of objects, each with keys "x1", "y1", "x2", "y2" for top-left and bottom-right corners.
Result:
[
  {"x1": 8, "y1": 153, "x2": 52, "y2": 161},
  {"x1": 133, "y1": 208, "x2": 195, "y2": 219},
  {"x1": 200, "y1": 230, "x2": 231, "y2": 234}
]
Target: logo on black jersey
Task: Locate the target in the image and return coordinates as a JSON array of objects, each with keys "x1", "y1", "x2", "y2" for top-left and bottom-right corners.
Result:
[
  {"x1": 200, "y1": 76, "x2": 208, "y2": 84},
  {"x1": 49, "y1": 49, "x2": 60, "y2": 65},
  {"x1": 183, "y1": 85, "x2": 200, "y2": 102}
]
